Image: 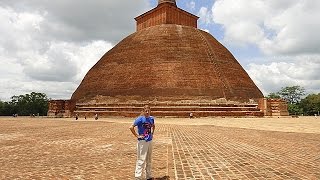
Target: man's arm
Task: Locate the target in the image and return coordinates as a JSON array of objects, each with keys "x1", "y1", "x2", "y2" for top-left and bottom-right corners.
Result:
[
  {"x1": 129, "y1": 125, "x2": 144, "y2": 139},
  {"x1": 129, "y1": 125, "x2": 138, "y2": 138},
  {"x1": 152, "y1": 124, "x2": 155, "y2": 135}
]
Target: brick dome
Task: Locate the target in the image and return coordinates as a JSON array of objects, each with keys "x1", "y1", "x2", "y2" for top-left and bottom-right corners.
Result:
[{"x1": 71, "y1": 24, "x2": 263, "y2": 104}]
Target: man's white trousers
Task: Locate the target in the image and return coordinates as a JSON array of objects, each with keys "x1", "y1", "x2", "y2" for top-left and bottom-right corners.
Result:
[{"x1": 135, "y1": 140, "x2": 152, "y2": 180}]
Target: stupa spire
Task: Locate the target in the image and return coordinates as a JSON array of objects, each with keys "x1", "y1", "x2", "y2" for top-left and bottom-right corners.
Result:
[
  {"x1": 158, "y1": 0, "x2": 176, "y2": 6},
  {"x1": 135, "y1": 0, "x2": 198, "y2": 31}
]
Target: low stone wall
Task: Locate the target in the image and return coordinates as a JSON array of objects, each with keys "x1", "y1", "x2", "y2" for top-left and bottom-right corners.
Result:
[
  {"x1": 47, "y1": 100, "x2": 72, "y2": 118},
  {"x1": 258, "y1": 98, "x2": 289, "y2": 117}
]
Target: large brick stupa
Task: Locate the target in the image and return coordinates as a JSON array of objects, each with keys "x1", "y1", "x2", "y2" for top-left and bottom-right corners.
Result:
[
  {"x1": 50, "y1": 0, "x2": 279, "y2": 117},
  {"x1": 72, "y1": 0, "x2": 263, "y2": 103}
]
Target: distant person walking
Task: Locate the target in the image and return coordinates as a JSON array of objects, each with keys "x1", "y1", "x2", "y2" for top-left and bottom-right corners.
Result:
[
  {"x1": 95, "y1": 114, "x2": 98, "y2": 120},
  {"x1": 129, "y1": 105, "x2": 155, "y2": 180},
  {"x1": 75, "y1": 114, "x2": 79, "y2": 120}
]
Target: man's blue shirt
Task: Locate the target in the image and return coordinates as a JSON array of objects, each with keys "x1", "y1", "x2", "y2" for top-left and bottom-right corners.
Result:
[{"x1": 133, "y1": 116, "x2": 154, "y2": 142}]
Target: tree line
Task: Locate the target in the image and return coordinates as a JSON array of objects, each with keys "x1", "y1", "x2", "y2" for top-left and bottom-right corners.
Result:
[
  {"x1": 0, "y1": 92, "x2": 49, "y2": 116},
  {"x1": 267, "y1": 85, "x2": 320, "y2": 116},
  {"x1": 0, "y1": 87, "x2": 319, "y2": 116}
]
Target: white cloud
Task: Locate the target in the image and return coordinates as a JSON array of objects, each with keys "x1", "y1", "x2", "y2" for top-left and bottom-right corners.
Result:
[
  {"x1": 247, "y1": 55, "x2": 320, "y2": 95},
  {"x1": 70, "y1": 40, "x2": 113, "y2": 82},
  {"x1": 224, "y1": 22, "x2": 265, "y2": 47},
  {"x1": 197, "y1": 6, "x2": 212, "y2": 25},
  {"x1": 211, "y1": 0, "x2": 320, "y2": 95},
  {"x1": 212, "y1": 0, "x2": 320, "y2": 55},
  {"x1": 186, "y1": 1, "x2": 196, "y2": 11},
  {"x1": 22, "y1": 40, "x2": 112, "y2": 82},
  {"x1": 0, "y1": 0, "x2": 150, "y2": 43},
  {"x1": 0, "y1": 1, "x2": 149, "y2": 101}
]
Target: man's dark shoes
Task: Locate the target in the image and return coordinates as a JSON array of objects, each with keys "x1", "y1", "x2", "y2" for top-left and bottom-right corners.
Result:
[{"x1": 147, "y1": 178, "x2": 153, "y2": 180}]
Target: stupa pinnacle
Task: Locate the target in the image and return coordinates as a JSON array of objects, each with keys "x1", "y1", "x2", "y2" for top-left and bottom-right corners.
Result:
[
  {"x1": 158, "y1": 0, "x2": 176, "y2": 6},
  {"x1": 135, "y1": 0, "x2": 198, "y2": 31}
]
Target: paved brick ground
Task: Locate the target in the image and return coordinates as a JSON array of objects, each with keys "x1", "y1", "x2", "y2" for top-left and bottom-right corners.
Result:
[{"x1": 0, "y1": 117, "x2": 319, "y2": 179}]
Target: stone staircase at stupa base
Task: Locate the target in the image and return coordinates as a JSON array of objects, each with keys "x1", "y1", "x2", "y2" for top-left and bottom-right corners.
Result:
[{"x1": 73, "y1": 103, "x2": 264, "y2": 118}]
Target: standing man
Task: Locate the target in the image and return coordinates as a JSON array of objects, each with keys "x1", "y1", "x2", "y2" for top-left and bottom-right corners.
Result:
[{"x1": 129, "y1": 105, "x2": 155, "y2": 180}]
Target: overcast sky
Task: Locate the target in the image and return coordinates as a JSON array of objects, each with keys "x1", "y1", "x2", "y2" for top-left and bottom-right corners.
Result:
[{"x1": 0, "y1": 0, "x2": 319, "y2": 101}]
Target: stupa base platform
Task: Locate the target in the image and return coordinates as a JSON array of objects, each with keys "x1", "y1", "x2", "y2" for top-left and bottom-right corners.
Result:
[{"x1": 73, "y1": 103, "x2": 264, "y2": 118}]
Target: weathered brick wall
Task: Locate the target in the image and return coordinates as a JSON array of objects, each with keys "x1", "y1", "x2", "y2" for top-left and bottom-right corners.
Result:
[
  {"x1": 47, "y1": 100, "x2": 72, "y2": 117},
  {"x1": 258, "y1": 98, "x2": 289, "y2": 116}
]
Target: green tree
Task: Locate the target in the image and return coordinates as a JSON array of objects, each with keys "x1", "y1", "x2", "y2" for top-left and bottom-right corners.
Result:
[
  {"x1": 0, "y1": 101, "x2": 15, "y2": 116},
  {"x1": 300, "y1": 93, "x2": 320, "y2": 116},
  {"x1": 288, "y1": 104, "x2": 303, "y2": 115},
  {"x1": 277, "y1": 86, "x2": 305, "y2": 104},
  {"x1": 0, "y1": 100, "x2": 3, "y2": 115},
  {"x1": 266, "y1": 92, "x2": 281, "y2": 99},
  {"x1": 9, "y1": 92, "x2": 49, "y2": 116}
]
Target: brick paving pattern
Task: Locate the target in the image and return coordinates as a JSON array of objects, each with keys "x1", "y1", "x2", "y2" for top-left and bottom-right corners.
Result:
[{"x1": 0, "y1": 117, "x2": 319, "y2": 179}]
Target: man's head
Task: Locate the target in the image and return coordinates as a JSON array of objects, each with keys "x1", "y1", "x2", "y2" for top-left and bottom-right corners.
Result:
[{"x1": 143, "y1": 105, "x2": 151, "y2": 118}]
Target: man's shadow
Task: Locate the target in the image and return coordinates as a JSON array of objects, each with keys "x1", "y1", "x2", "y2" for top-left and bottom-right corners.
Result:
[{"x1": 154, "y1": 176, "x2": 170, "y2": 180}]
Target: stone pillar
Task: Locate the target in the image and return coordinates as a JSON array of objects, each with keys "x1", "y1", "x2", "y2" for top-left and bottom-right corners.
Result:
[{"x1": 258, "y1": 98, "x2": 268, "y2": 116}]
